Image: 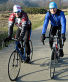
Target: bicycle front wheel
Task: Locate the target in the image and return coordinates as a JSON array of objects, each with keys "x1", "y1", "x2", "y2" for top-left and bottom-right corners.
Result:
[
  {"x1": 50, "y1": 49, "x2": 56, "y2": 79},
  {"x1": 29, "y1": 40, "x2": 33, "y2": 61},
  {"x1": 8, "y1": 50, "x2": 21, "y2": 81}
]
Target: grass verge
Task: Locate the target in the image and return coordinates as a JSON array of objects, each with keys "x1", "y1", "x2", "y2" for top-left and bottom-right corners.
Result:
[{"x1": 0, "y1": 13, "x2": 45, "y2": 49}]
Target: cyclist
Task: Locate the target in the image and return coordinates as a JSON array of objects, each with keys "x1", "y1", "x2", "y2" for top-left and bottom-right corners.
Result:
[
  {"x1": 5, "y1": 5, "x2": 32, "y2": 63},
  {"x1": 41, "y1": 2, "x2": 66, "y2": 57}
]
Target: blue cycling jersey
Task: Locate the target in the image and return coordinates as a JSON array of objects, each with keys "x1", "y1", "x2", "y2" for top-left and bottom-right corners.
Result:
[{"x1": 42, "y1": 10, "x2": 66, "y2": 34}]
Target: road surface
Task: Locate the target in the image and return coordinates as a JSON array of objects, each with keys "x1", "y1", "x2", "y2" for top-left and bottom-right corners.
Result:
[{"x1": 0, "y1": 16, "x2": 68, "y2": 82}]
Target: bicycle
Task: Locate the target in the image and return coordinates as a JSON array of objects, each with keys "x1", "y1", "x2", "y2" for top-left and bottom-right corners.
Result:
[
  {"x1": 43, "y1": 32, "x2": 63, "y2": 79},
  {"x1": 6, "y1": 38, "x2": 33, "y2": 81}
]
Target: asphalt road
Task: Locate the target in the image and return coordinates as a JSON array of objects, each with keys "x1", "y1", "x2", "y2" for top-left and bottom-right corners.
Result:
[{"x1": 0, "y1": 16, "x2": 68, "y2": 82}]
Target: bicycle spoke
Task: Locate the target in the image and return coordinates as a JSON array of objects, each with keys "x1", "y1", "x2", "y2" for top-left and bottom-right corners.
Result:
[
  {"x1": 8, "y1": 50, "x2": 21, "y2": 81},
  {"x1": 50, "y1": 60, "x2": 55, "y2": 79},
  {"x1": 50, "y1": 50, "x2": 56, "y2": 79}
]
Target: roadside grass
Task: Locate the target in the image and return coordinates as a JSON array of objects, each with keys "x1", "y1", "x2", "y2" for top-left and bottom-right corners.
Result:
[
  {"x1": 0, "y1": 13, "x2": 45, "y2": 49},
  {"x1": 28, "y1": 14, "x2": 45, "y2": 29},
  {"x1": 65, "y1": 12, "x2": 68, "y2": 15},
  {"x1": 0, "y1": 11, "x2": 68, "y2": 49},
  {"x1": 0, "y1": 13, "x2": 45, "y2": 31},
  {"x1": 62, "y1": 8, "x2": 68, "y2": 15}
]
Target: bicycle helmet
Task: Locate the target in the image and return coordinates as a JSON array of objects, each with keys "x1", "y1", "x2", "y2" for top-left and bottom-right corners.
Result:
[
  {"x1": 49, "y1": 2, "x2": 57, "y2": 9},
  {"x1": 13, "y1": 5, "x2": 21, "y2": 13}
]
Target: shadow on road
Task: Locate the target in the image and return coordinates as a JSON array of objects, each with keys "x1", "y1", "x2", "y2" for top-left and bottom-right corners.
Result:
[
  {"x1": 15, "y1": 54, "x2": 68, "y2": 82},
  {"x1": 16, "y1": 57, "x2": 50, "y2": 82},
  {"x1": 54, "y1": 55, "x2": 68, "y2": 81},
  {"x1": 31, "y1": 57, "x2": 50, "y2": 66},
  {"x1": 16, "y1": 68, "x2": 50, "y2": 82}
]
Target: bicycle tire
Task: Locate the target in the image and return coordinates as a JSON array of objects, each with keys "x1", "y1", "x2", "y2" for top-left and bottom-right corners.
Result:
[
  {"x1": 8, "y1": 50, "x2": 21, "y2": 81},
  {"x1": 50, "y1": 49, "x2": 56, "y2": 79},
  {"x1": 29, "y1": 40, "x2": 33, "y2": 61}
]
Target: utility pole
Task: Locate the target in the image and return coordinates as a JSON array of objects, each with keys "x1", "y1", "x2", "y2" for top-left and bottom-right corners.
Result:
[
  {"x1": 57, "y1": 0, "x2": 62, "y2": 8},
  {"x1": 59, "y1": 0, "x2": 62, "y2": 8}
]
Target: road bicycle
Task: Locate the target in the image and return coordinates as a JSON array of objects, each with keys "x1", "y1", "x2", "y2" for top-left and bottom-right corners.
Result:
[
  {"x1": 43, "y1": 32, "x2": 63, "y2": 79},
  {"x1": 7, "y1": 38, "x2": 33, "y2": 81}
]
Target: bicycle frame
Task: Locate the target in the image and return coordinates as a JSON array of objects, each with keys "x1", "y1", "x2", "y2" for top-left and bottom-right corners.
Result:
[
  {"x1": 8, "y1": 34, "x2": 33, "y2": 81},
  {"x1": 43, "y1": 34, "x2": 63, "y2": 79},
  {"x1": 13, "y1": 39, "x2": 26, "y2": 61},
  {"x1": 52, "y1": 35, "x2": 63, "y2": 54},
  {"x1": 52, "y1": 36, "x2": 59, "y2": 52}
]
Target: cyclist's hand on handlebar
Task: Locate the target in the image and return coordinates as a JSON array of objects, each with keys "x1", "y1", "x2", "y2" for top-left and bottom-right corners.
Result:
[
  {"x1": 3, "y1": 35, "x2": 12, "y2": 47},
  {"x1": 4, "y1": 35, "x2": 12, "y2": 42},
  {"x1": 19, "y1": 36, "x2": 23, "y2": 41},
  {"x1": 41, "y1": 34, "x2": 45, "y2": 45}
]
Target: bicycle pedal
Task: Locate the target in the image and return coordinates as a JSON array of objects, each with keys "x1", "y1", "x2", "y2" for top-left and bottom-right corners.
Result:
[{"x1": 21, "y1": 58, "x2": 25, "y2": 63}]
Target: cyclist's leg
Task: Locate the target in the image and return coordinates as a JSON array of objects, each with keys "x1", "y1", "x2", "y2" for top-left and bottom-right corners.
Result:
[
  {"x1": 49, "y1": 26, "x2": 57, "y2": 49},
  {"x1": 58, "y1": 27, "x2": 64, "y2": 57},
  {"x1": 24, "y1": 26, "x2": 31, "y2": 62}
]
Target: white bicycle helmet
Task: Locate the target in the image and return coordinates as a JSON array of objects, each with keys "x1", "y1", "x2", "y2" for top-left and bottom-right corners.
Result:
[{"x1": 13, "y1": 5, "x2": 21, "y2": 13}]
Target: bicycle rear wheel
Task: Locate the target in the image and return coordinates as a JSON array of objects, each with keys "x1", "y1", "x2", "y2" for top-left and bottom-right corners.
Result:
[
  {"x1": 50, "y1": 49, "x2": 56, "y2": 79},
  {"x1": 29, "y1": 40, "x2": 33, "y2": 60},
  {"x1": 8, "y1": 50, "x2": 21, "y2": 81}
]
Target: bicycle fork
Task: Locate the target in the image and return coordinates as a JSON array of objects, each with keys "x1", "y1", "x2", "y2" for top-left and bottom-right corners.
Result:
[{"x1": 16, "y1": 46, "x2": 26, "y2": 62}]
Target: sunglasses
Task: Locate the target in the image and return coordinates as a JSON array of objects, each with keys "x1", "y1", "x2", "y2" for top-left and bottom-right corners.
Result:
[{"x1": 15, "y1": 11, "x2": 21, "y2": 13}]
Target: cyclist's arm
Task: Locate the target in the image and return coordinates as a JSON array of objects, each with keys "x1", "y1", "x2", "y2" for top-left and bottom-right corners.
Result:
[
  {"x1": 60, "y1": 11, "x2": 66, "y2": 34},
  {"x1": 42, "y1": 12, "x2": 50, "y2": 34},
  {"x1": 20, "y1": 13, "x2": 28, "y2": 38},
  {"x1": 8, "y1": 13, "x2": 15, "y2": 37}
]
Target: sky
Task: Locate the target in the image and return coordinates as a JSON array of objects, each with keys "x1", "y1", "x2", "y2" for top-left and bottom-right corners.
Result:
[
  {"x1": 32, "y1": 0, "x2": 68, "y2": 1},
  {"x1": 29, "y1": 0, "x2": 68, "y2": 2}
]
